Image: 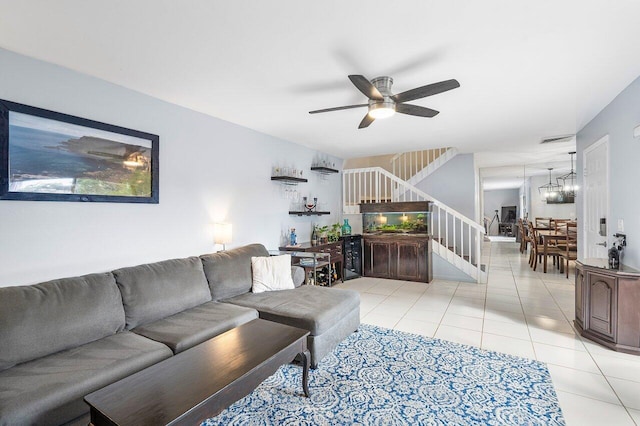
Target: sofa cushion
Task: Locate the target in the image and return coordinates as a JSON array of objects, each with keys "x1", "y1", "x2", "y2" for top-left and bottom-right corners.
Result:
[
  {"x1": 0, "y1": 273, "x2": 125, "y2": 371},
  {"x1": 113, "y1": 257, "x2": 212, "y2": 329},
  {"x1": 200, "y1": 244, "x2": 269, "y2": 300},
  {"x1": 224, "y1": 286, "x2": 360, "y2": 335},
  {"x1": 291, "y1": 266, "x2": 305, "y2": 288},
  {"x1": 132, "y1": 301, "x2": 258, "y2": 354},
  {"x1": 0, "y1": 331, "x2": 172, "y2": 426},
  {"x1": 251, "y1": 255, "x2": 295, "y2": 293}
]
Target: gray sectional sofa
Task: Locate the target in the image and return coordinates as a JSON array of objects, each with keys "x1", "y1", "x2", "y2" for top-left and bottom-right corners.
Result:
[{"x1": 0, "y1": 243, "x2": 360, "y2": 426}]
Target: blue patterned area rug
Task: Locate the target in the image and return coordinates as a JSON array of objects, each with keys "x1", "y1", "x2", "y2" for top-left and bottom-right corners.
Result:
[{"x1": 202, "y1": 324, "x2": 565, "y2": 425}]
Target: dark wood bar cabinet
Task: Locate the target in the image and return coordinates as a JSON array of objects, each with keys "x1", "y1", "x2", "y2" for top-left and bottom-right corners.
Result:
[{"x1": 575, "y1": 259, "x2": 640, "y2": 355}]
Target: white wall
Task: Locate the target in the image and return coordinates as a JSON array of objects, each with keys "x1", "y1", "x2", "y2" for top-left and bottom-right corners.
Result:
[
  {"x1": 0, "y1": 48, "x2": 343, "y2": 287},
  {"x1": 576, "y1": 74, "x2": 640, "y2": 268},
  {"x1": 415, "y1": 153, "x2": 479, "y2": 281},
  {"x1": 527, "y1": 175, "x2": 577, "y2": 221},
  {"x1": 415, "y1": 153, "x2": 477, "y2": 220},
  {"x1": 483, "y1": 189, "x2": 519, "y2": 236},
  {"x1": 518, "y1": 178, "x2": 531, "y2": 220},
  {"x1": 343, "y1": 153, "x2": 395, "y2": 172}
]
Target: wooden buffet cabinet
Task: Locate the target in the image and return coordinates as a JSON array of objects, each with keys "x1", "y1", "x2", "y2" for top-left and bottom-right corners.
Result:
[
  {"x1": 360, "y1": 201, "x2": 433, "y2": 284},
  {"x1": 575, "y1": 260, "x2": 640, "y2": 355},
  {"x1": 363, "y1": 234, "x2": 432, "y2": 283}
]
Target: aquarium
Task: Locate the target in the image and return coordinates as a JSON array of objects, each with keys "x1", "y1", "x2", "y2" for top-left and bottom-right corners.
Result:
[
  {"x1": 362, "y1": 211, "x2": 430, "y2": 234},
  {"x1": 360, "y1": 201, "x2": 431, "y2": 234}
]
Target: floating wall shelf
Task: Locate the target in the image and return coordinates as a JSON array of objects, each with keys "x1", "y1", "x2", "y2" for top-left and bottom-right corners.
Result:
[
  {"x1": 271, "y1": 176, "x2": 308, "y2": 184},
  {"x1": 289, "y1": 211, "x2": 330, "y2": 216},
  {"x1": 310, "y1": 166, "x2": 339, "y2": 174}
]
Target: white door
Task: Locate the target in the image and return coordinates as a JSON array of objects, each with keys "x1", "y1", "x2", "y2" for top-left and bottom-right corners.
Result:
[{"x1": 583, "y1": 136, "x2": 609, "y2": 259}]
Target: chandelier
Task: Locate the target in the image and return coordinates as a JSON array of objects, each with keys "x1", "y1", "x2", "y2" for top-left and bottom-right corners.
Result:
[
  {"x1": 538, "y1": 168, "x2": 562, "y2": 201},
  {"x1": 556, "y1": 151, "x2": 577, "y2": 196}
]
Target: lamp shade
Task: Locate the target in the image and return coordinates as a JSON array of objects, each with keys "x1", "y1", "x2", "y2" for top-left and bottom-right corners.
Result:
[
  {"x1": 214, "y1": 222, "x2": 232, "y2": 245},
  {"x1": 368, "y1": 102, "x2": 396, "y2": 119}
]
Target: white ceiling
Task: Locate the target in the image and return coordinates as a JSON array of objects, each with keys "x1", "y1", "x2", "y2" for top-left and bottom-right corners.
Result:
[
  {"x1": 478, "y1": 138, "x2": 577, "y2": 189},
  {"x1": 1, "y1": 1, "x2": 639, "y2": 184}
]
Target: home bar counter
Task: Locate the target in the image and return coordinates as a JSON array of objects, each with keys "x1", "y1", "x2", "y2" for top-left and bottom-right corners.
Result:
[{"x1": 575, "y1": 259, "x2": 640, "y2": 355}]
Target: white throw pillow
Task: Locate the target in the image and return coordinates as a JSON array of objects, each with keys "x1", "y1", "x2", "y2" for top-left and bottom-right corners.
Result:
[{"x1": 251, "y1": 255, "x2": 295, "y2": 293}]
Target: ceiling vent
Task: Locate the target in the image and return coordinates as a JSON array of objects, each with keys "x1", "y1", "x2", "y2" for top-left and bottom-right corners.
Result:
[{"x1": 540, "y1": 135, "x2": 575, "y2": 144}]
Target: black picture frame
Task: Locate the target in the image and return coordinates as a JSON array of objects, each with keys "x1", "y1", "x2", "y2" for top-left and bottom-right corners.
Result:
[
  {"x1": 546, "y1": 192, "x2": 575, "y2": 204},
  {"x1": 500, "y1": 206, "x2": 517, "y2": 223},
  {"x1": 0, "y1": 99, "x2": 159, "y2": 203}
]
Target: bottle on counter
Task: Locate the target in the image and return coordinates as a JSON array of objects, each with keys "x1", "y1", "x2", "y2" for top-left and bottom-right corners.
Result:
[
  {"x1": 608, "y1": 244, "x2": 619, "y2": 269},
  {"x1": 290, "y1": 228, "x2": 297, "y2": 246},
  {"x1": 342, "y1": 219, "x2": 352, "y2": 236},
  {"x1": 311, "y1": 224, "x2": 318, "y2": 245}
]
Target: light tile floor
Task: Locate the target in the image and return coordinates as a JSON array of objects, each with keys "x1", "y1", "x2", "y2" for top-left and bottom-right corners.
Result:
[{"x1": 334, "y1": 240, "x2": 640, "y2": 426}]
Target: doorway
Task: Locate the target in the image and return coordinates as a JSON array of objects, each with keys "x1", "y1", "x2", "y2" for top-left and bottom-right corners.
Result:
[{"x1": 583, "y1": 135, "x2": 609, "y2": 259}]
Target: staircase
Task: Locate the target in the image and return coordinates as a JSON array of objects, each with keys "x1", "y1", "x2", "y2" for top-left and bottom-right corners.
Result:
[
  {"x1": 390, "y1": 147, "x2": 457, "y2": 185},
  {"x1": 343, "y1": 167, "x2": 487, "y2": 283}
]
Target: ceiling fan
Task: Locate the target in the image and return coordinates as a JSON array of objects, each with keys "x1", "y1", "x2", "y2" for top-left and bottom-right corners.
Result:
[{"x1": 309, "y1": 75, "x2": 460, "y2": 129}]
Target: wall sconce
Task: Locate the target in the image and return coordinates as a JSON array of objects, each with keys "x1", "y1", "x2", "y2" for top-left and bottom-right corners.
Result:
[{"x1": 213, "y1": 222, "x2": 232, "y2": 251}]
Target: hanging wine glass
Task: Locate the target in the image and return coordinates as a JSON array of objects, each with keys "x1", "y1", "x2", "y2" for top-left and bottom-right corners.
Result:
[{"x1": 304, "y1": 196, "x2": 317, "y2": 212}]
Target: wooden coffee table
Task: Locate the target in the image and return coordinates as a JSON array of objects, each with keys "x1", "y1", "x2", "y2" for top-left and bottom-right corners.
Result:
[{"x1": 84, "y1": 319, "x2": 310, "y2": 425}]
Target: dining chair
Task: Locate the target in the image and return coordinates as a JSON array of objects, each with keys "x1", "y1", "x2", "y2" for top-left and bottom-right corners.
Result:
[
  {"x1": 526, "y1": 221, "x2": 538, "y2": 268},
  {"x1": 559, "y1": 222, "x2": 578, "y2": 278},
  {"x1": 553, "y1": 219, "x2": 572, "y2": 234},
  {"x1": 528, "y1": 221, "x2": 562, "y2": 272},
  {"x1": 535, "y1": 217, "x2": 553, "y2": 229},
  {"x1": 518, "y1": 219, "x2": 528, "y2": 253},
  {"x1": 554, "y1": 220, "x2": 574, "y2": 242}
]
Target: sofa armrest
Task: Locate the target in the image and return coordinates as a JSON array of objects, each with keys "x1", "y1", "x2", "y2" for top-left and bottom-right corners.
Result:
[{"x1": 291, "y1": 266, "x2": 305, "y2": 288}]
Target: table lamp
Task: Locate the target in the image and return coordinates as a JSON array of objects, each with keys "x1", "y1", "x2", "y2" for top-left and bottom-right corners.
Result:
[{"x1": 214, "y1": 222, "x2": 232, "y2": 251}]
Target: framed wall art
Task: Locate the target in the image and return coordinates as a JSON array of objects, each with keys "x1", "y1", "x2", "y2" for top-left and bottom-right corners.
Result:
[{"x1": 0, "y1": 99, "x2": 159, "y2": 203}]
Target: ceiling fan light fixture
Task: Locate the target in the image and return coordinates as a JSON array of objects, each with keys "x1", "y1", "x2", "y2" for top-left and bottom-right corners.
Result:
[
  {"x1": 368, "y1": 101, "x2": 396, "y2": 119},
  {"x1": 308, "y1": 74, "x2": 459, "y2": 128}
]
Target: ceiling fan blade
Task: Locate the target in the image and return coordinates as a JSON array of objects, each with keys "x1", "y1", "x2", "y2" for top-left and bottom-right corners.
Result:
[
  {"x1": 396, "y1": 103, "x2": 439, "y2": 117},
  {"x1": 392, "y1": 79, "x2": 460, "y2": 103},
  {"x1": 358, "y1": 114, "x2": 375, "y2": 129},
  {"x1": 309, "y1": 104, "x2": 368, "y2": 114},
  {"x1": 348, "y1": 75, "x2": 384, "y2": 100}
]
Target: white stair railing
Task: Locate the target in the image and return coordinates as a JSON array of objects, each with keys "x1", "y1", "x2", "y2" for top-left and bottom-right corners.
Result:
[
  {"x1": 343, "y1": 167, "x2": 486, "y2": 283},
  {"x1": 391, "y1": 147, "x2": 455, "y2": 183}
]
